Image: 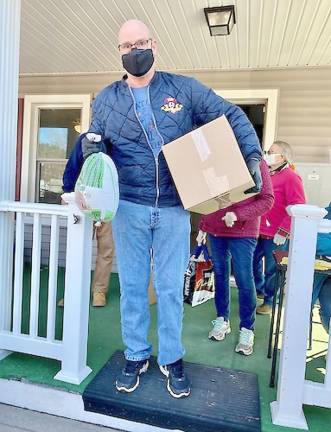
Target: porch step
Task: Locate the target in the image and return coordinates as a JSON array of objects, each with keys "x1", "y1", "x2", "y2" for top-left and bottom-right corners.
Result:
[{"x1": 82, "y1": 351, "x2": 261, "y2": 432}]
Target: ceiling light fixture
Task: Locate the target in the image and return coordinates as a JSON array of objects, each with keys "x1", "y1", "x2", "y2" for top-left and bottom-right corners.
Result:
[{"x1": 204, "y1": 5, "x2": 236, "y2": 36}]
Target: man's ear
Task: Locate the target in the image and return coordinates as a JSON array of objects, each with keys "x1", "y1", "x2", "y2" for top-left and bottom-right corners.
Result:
[{"x1": 151, "y1": 39, "x2": 157, "y2": 52}]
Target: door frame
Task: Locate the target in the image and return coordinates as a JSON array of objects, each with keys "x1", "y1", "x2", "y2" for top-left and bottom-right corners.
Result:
[
  {"x1": 215, "y1": 89, "x2": 279, "y2": 150},
  {"x1": 21, "y1": 94, "x2": 91, "y2": 202}
]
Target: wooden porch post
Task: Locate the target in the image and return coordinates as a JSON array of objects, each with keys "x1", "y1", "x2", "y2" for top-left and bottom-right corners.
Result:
[{"x1": 0, "y1": 0, "x2": 21, "y2": 360}]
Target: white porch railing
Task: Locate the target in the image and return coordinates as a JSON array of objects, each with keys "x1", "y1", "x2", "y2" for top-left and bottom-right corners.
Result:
[
  {"x1": 271, "y1": 204, "x2": 331, "y2": 430},
  {"x1": 0, "y1": 201, "x2": 93, "y2": 385}
]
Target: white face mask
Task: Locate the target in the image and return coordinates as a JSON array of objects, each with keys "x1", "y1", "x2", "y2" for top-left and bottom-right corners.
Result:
[{"x1": 263, "y1": 153, "x2": 282, "y2": 166}]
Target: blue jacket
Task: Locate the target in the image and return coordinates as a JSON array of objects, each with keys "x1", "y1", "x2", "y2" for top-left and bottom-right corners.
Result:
[
  {"x1": 62, "y1": 133, "x2": 110, "y2": 192},
  {"x1": 88, "y1": 71, "x2": 262, "y2": 207}
]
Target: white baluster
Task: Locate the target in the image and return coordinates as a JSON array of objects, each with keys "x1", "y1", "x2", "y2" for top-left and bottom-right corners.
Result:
[
  {"x1": 30, "y1": 213, "x2": 41, "y2": 338},
  {"x1": 46, "y1": 215, "x2": 59, "y2": 341},
  {"x1": 12, "y1": 212, "x2": 24, "y2": 334}
]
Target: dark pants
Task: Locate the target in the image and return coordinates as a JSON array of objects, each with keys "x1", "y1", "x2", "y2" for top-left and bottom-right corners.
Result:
[
  {"x1": 209, "y1": 236, "x2": 257, "y2": 330},
  {"x1": 253, "y1": 237, "x2": 288, "y2": 305}
]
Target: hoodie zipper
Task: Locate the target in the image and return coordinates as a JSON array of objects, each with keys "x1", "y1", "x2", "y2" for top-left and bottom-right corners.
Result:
[{"x1": 128, "y1": 84, "x2": 164, "y2": 207}]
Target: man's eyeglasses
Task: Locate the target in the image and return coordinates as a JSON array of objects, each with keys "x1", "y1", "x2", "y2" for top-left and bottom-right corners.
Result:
[{"x1": 118, "y1": 38, "x2": 152, "y2": 53}]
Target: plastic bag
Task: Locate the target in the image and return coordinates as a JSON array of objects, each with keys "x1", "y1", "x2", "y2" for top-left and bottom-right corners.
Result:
[
  {"x1": 74, "y1": 152, "x2": 119, "y2": 223},
  {"x1": 183, "y1": 244, "x2": 215, "y2": 307}
]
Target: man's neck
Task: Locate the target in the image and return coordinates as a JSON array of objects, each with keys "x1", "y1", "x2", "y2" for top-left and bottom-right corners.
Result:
[{"x1": 127, "y1": 68, "x2": 156, "y2": 88}]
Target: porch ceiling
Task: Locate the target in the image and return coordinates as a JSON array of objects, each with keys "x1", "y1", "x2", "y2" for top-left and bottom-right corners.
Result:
[{"x1": 20, "y1": 0, "x2": 331, "y2": 75}]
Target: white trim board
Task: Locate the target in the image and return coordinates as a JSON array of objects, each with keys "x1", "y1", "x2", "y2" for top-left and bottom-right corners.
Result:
[
  {"x1": 0, "y1": 378, "x2": 182, "y2": 432},
  {"x1": 215, "y1": 89, "x2": 279, "y2": 151}
]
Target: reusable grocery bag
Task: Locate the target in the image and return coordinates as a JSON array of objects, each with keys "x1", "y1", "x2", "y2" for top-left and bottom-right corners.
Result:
[{"x1": 183, "y1": 244, "x2": 215, "y2": 307}]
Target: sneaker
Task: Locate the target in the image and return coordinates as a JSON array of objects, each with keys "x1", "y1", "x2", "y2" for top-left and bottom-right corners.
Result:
[
  {"x1": 159, "y1": 359, "x2": 191, "y2": 398},
  {"x1": 256, "y1": 303, "x2": 272, "y2": 315},
  {"x1": 235, "y1": 327, "x2": 254, "y2": 356},
  {"x1": 208, "y1": 317, "x2": 231, "y2": 341},
  {"x1": 115, "y1": 359, "x2": 149, "y2": 393},
  {"x1": 92, "y1": 292, "x2": 107, "y2": 307}
]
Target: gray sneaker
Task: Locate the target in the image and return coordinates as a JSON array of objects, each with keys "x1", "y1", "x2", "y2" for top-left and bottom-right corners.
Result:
[
  {"x1": 235, "y1": 327, "x2": 254, "y2": 356},
  {"x1": 208, "y1": 317, "x2": 231, "y2": 341}
]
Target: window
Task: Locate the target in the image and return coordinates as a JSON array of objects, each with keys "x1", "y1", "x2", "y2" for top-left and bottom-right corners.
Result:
[
  {"x1": 36, "y1": 109, "x2": 81, "y2": 203},
  {"x1": 21, "y1": 95, "x2": 91, "y2": 203}
]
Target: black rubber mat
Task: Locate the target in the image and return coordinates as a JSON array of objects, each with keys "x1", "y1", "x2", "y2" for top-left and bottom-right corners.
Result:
[{"x1": 83, "y1": 351, "x2": 261, "y2": 432}]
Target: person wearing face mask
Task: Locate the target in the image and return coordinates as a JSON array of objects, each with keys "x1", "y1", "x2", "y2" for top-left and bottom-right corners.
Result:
[
  {"x1": 197, "y1": 160, "x2": 274, "y2": 356},
  {"x1": 253, "y1": 141, "x2": 306, "y2": 315},
  {"x1": 81, "y1": 19, "x2": 263, "y2": 399}
]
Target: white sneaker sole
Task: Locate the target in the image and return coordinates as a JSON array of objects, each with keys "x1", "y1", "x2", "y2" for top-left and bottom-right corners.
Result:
[
  {"x1": 209, "y1": 327, "x2": 231, "y2": 341},
  {"x1": 116, "y1": 360, "x2": 149, "y2": 393},
  {"x1": 159, "y1": 365, "x2": 191, "y2": 399},
  {"x1": 166, "y1": 381, "x2": 191, "y2": 398},
  {"x1": 159, "y1": 364, "x2": 168, "y2": 377},
  {"x1": 235, "y1": 346, "x2": 253, "y2": 356}
]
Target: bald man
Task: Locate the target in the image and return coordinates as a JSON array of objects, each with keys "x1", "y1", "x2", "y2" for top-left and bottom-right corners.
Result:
[{"x1": 83, "y1": 19, "x2": 262, "y2": 398}]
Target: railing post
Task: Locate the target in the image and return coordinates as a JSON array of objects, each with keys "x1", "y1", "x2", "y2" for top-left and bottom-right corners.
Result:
[
  {"x1": 271, "y1": 204, "x2": 327, "y2": 430},
  {"x1": 0, "y1": 0, "x2": 21, "y2": 360},
  {"x1": 54, "y1": 207, "x2": 93, "y2": 384}
]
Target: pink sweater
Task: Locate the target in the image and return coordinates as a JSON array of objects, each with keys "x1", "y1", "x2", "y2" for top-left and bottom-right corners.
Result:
[
  {"x1": 260, "y1": 166, "x2": 306, "y2": 237},
  {"x1": 199, "y1": 160, "x2": 274, "y2": 238}
]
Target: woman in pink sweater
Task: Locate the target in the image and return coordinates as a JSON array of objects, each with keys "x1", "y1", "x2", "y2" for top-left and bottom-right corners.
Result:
[
  {"x1": 254, "y1": 141, "x2": 306, "y2": 315},
  {"x1": 198, "y1": 160, "x2": 274, "y2": 355}
]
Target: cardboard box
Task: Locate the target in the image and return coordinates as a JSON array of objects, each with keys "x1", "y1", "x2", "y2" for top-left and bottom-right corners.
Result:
[{"x1": 162, "y1": 115, "x2": 256, "y2": 214}]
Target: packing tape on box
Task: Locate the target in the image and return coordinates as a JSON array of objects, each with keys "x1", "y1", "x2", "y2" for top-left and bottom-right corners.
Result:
[
  {"x1": 191, "y1": 128, "x2": 211, "y2": 162},
  {"x1": 202, "y1": 167, "x2": 230, "y2": 197}
]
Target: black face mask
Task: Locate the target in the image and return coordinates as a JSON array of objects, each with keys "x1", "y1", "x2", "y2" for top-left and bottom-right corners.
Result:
[{"x1": 122, "y1": 48, "x2": 154, "y2": 77}]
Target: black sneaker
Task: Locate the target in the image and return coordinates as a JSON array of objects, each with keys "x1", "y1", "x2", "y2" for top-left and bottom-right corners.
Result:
[
  {"x1": 159, "y1": 359, "x2": 191, "y2": 398},
  {"x1": 116, "y1": 359, "x2": 149, "y2": 393}
]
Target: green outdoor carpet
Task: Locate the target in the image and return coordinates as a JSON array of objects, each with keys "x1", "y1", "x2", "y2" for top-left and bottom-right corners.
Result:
[{"x1": 0, "y1": 265, "x2": 330, "y2": 432}]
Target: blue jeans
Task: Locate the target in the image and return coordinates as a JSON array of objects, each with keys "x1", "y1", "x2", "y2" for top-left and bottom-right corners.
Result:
[
  {"x1": 312, "y1": 275, "x2": 331, "y2": 333},
  {"x1": 253, "y1": 238, "x2": 288, "y2": 306},
  {"x1": 209, "y1": 236, "x2": 257, "y2": 330},
  {"x1": 112, "y1": 200, "x2": 190, "y2": 365},
  {"x1": 254, "y1": 257, "x2": 264, "y2": 296}
]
